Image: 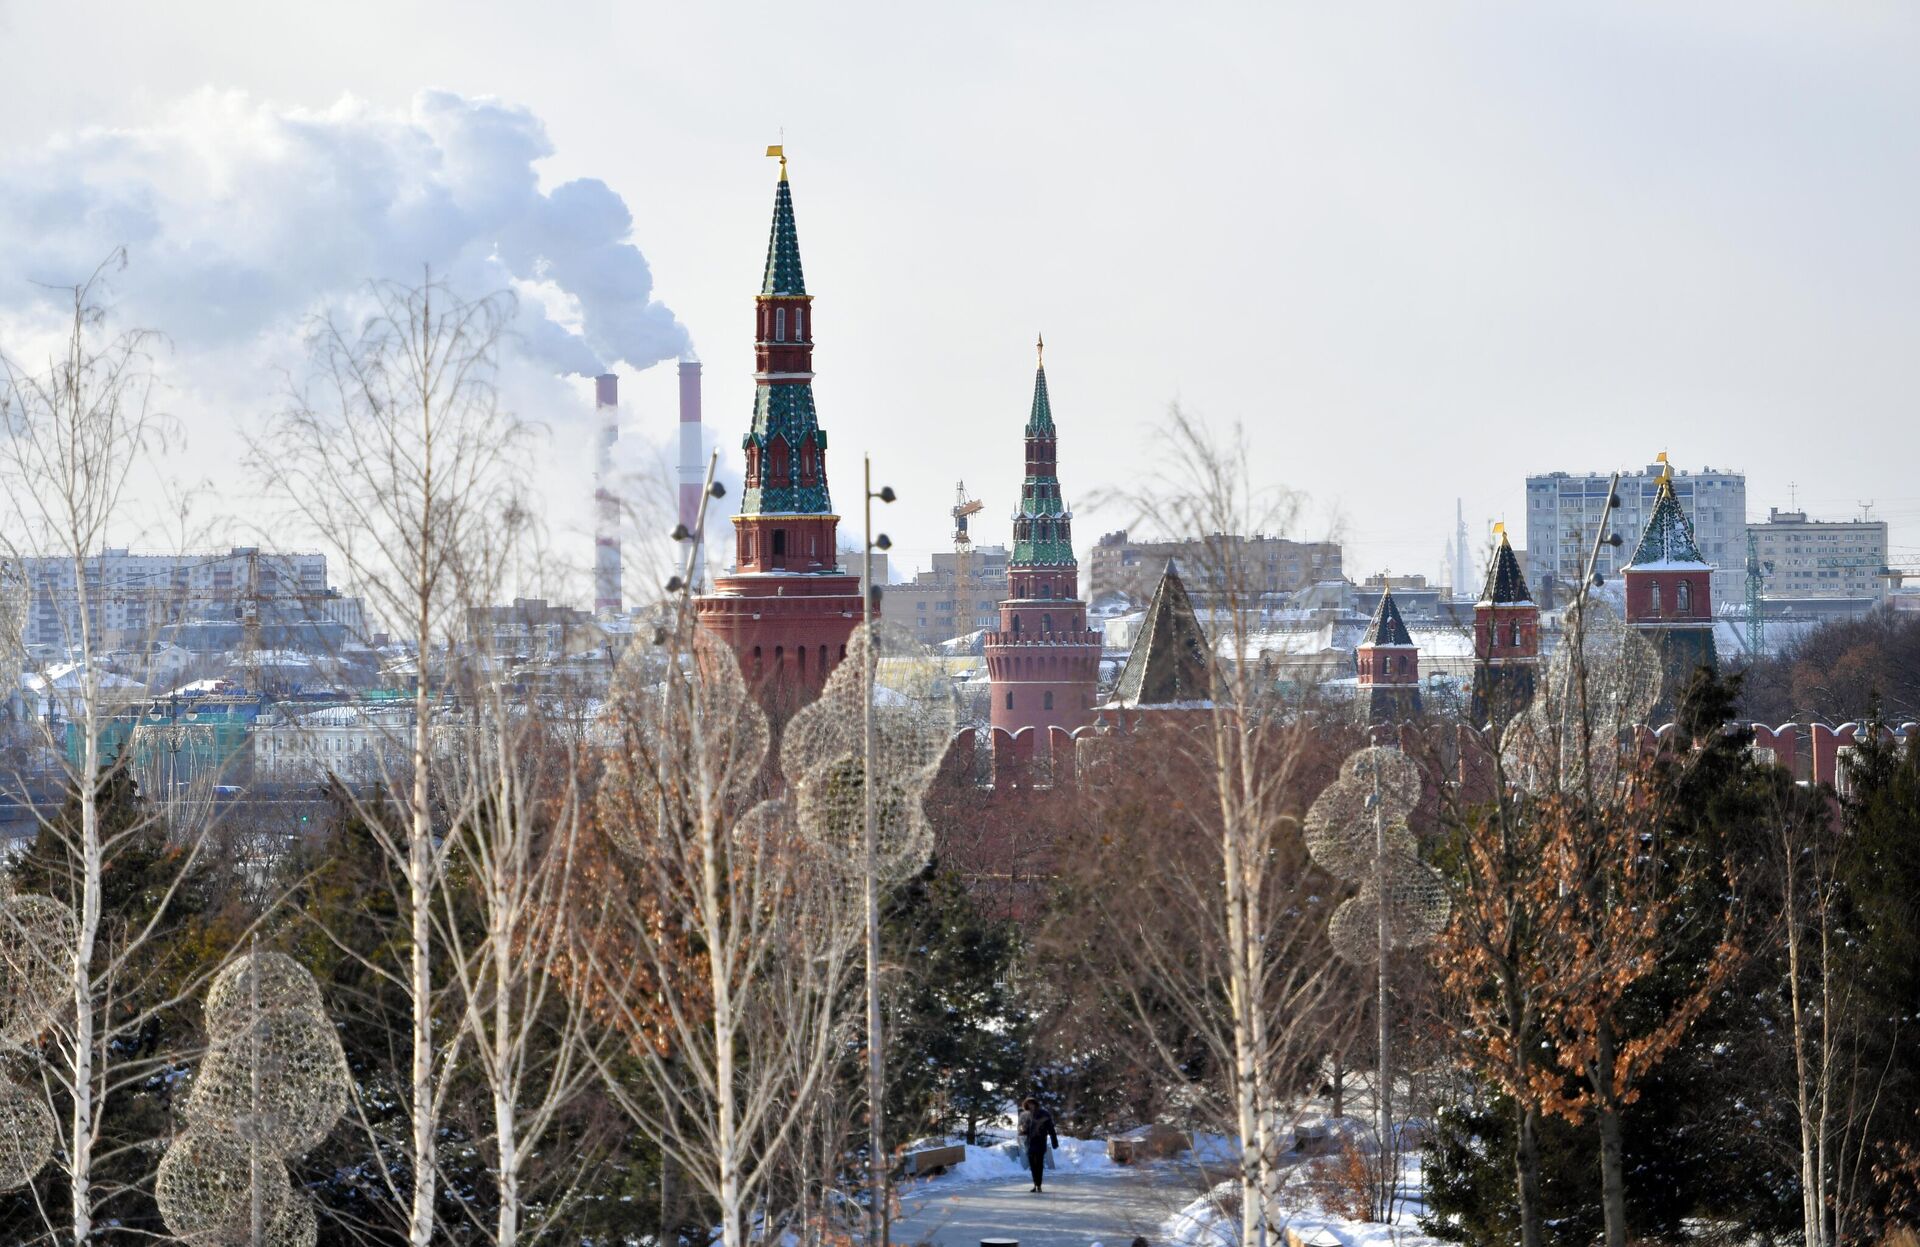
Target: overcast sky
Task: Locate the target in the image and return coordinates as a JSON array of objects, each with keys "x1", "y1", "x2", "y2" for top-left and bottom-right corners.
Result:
[{"x1": 2, "y1": 0, "x2": 1917, "y2": 600}]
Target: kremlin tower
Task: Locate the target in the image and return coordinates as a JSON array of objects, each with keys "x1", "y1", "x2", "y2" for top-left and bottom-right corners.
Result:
[
  {"x1": 694, "y1": 152, "x2": 861, "y2": 716},
  {"x1": 984, "y1": 341, "x2": 1101, "y2": 751},
  {"x1": 1624, "y1": 460, "x2": 1718, "y2": 715},
  {"x1": 1469, "y1": 525, "x2": 1540, "y2": 727},
  {"x1": 1355, "y1": 583, "x2": 1422, "y2": 722}
]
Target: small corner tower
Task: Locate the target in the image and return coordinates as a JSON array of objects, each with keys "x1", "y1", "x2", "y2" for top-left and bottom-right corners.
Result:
[
  {"x1": 1469, "y1": 524, "x2": 1540, "y2": 727},
  {"x1": 1356, "y1": 582, "x2": 1422, "y2": 722},
  {"x1": 1623, "y1": 457, "x2": 1718, "y2": 715},
  {"x1": 984, "y1": 337, "x2": 1102, "y2": 750},
  {"x1": 694, "y1": 149, "x2": 861, "y2": 717},
  {"x1": 1102, "y1": 558, "x2": 1213, "y2": 724}
]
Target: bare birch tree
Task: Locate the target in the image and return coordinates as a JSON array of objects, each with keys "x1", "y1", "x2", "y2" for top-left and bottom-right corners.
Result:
[
  {"x1": 249, "y1": 274, "x2": 529, "y2": 1247},
  {"x1": 1091, "y1": 406, "x2": 1362, "y2": 1245},
  {"x1": 439, "y1": 619, "x2": 618, "y2": 1247},
  {"x1": 0, "y1": 252, "x2": 248, "y2": 1245},
  {"x1": 576, "y1": 613, "x2": 865, "y2": 1247}
]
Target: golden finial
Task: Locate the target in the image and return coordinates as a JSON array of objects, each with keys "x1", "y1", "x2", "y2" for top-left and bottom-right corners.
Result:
[
  {"x1": 1493, "y1": 521, "x2": 1508, "y2": 544},
  {"x1": 766, "y1": 144, "x2": 787, "y2": 181},
  {"x1": 1036, "y1": 332, "x2": 1045, "y2": 367},
  {"x1": 1655, "y1": 450, "x2": 1671, "y2": 479}
]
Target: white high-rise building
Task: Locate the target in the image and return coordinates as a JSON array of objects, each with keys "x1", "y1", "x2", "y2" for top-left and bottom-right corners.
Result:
[
  {"x1": 1525, "y1": 464, "x2": 1746, "y2": 607},
  {"x1": 14, "y1": 547, "x2": 330, "y2": 650},
  {"x1": 1748, "y1": 508, "x2": 1888, "y2": 603}
]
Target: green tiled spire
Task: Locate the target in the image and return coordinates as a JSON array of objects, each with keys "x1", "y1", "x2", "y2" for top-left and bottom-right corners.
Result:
[
  {"x1": 760, "y1": 171, "x2": 806, "y2": 297},
  {"x1": 741, "y1": 387, "x2": 831, "y2": 514},
  {"x1": 1627, "y1": 471, "x2": 1709, "y2": 568},
  {"x1": 1026, "y1": 337, "x2": 1055, "y2": 435},
  {"x1": 1012, "y1": 339, "x2": 1075, "y2": 567},
  {"x1": 741, "y1": 159, "x2": 829, "y2": 517}
]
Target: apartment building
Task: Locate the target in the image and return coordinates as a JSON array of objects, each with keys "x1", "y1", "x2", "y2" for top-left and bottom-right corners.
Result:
[
  {"x1": 1748, "y1": 508, "x2": 1888, "y2": 603},
  {"x1": 894, "y1": 545, "x2": 1010, "y2": 646},
  {"x1": 1090, "y1": 531, "x2": 1343, "y2": 609},
  {"x1": 14, "y1": 547, "x2": 331, "y2": 650},
  {"x1": 1525, "y1": 465, "x2": 1746, "y2": 606}
]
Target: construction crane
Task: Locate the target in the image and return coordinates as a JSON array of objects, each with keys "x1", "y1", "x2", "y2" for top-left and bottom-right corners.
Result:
[
  {"x1": 1745, "y1": 532, "x2": 1773, "y2": 654},
  {"x1": 951, "y1": 482, "x2": 984, "y2": 634}
]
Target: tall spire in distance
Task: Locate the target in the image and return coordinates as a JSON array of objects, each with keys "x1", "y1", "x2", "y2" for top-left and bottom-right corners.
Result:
[
  {"x1": 1012, "y1": 336, "x2": 1071, "y2": 574},
  {"x1": 986, "y1": 339, "x2": 1101, "y2": 751},
  {"x1": 739, "y1": 148, "x2": 830, "y2": 523},
  {"x1": 696, "y1": 147, "x2": 862, "y2": 716},
  {"x1": 761, "y1": 145, "x2": 806, "y2": 297}
]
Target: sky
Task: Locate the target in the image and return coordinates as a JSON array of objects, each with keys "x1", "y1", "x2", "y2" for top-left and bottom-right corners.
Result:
[{"x1": 1, "y1": 0, "x2": 1917, "y2": 604}]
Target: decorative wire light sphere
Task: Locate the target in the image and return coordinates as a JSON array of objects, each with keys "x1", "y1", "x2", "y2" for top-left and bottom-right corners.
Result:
[
  {"x1": 0, "y1": 1077, "x2": 57, "y2": 1193},
  {"x1": 1326, "y1": 852, "x2": 1452, "y2": 964},
  {"x1": 782, "y1": 621, "x2": 958, "y2": 785},
  {"x1": 1303, "y1": 746, "x2": 1422, "y2": 880},
  {"x1": 156, "y1": 1125, "x2": 314, "y2": 1247},
  {"x1": 0, "y1": 893, "x2": 79, "y2": 1045},
  {"x1": 159, "y1": 951, "x2": 339, "y2": 1245},
  {"x1": 204, "y1": 952, "x2": 327, "y2": 1028},
  {"x1": 186, "y1": 1007, "x2": 350, "y2": 1155},
  {"x1": 602, "y1": 609, "x2": 770, "y2": 860},
  {"x1": 1304, "y1": 745, "x2": 1448, "y2": 964},
  {"x1": 780, "y1": 621, "x2": 957, "y2": 882}
]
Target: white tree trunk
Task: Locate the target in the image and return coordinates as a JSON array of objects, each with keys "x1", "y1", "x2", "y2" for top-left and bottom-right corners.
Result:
[{"x1": 408, "y1": 697, "x2": 437, "y2": 1247}]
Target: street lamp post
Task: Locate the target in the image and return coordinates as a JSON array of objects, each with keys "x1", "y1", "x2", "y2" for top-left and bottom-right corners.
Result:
[{"x1": 861, "y1": 455, "x2": 894, "y2": 1247}]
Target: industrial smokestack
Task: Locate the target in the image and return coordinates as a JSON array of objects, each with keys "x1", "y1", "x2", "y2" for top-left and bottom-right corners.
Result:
[
  {"x1": 677, "y1": 360, "x2": 705, "y2": 588},
  {"x1": 593, "y1": 373, "x2": 622, "y2": 615}
]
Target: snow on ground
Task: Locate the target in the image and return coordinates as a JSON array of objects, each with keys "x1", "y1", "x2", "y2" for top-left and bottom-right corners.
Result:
[
  {"x1": 901, "y1": 1136, "x2": 1118, "y2": 1191},
  {"x1": 1161, "y1": 1152, "x2": 1442, "y2": 1247}
]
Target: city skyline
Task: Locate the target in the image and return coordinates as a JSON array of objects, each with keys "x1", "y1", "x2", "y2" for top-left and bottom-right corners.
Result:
[{"x1": 2, "y1": 2, "x2": 1917, "y2": 601}]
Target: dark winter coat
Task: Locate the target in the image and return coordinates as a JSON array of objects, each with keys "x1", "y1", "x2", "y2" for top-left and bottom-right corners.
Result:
[{"x1": 1017, "y1": 1106, "x2": 1058, "y2": 1156}]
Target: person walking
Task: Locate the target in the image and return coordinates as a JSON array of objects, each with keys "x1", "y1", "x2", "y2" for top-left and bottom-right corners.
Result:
[{"x1": 1017, "y1": 1096, "x2": 1059, "y2": 1193}]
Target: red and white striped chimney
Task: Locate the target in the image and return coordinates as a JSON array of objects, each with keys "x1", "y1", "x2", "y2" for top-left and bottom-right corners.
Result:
[
  {"x1": 593, "y1": 373, "x2": 622, "y2": 615},
  {"x1": 677, "y1": 360, "x2": 705, "y2": 588}
]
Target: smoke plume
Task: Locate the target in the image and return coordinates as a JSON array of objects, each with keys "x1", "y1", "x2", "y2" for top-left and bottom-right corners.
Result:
[{"x1": 0, "y1": 88, "x2": 688, "y2": 375}]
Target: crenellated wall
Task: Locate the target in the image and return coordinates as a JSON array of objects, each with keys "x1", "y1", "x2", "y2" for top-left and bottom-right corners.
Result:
[{"x1": 931, "y1": 715, "x2": 1918, "y2": 800}]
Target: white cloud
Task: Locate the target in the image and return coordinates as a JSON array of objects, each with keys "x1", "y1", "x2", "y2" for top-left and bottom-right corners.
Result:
[
  {"x1": 0, "y1": 89, "x2": 698, "y2": 604},
  {"x1": 0, "y1": 88, "x2": 687, "y2": 375}
]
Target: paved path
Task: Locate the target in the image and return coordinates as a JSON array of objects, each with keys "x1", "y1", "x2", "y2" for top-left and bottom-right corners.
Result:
[{"x1": 894, "y1": 1165, "x2": 1206, "y2": 1247}]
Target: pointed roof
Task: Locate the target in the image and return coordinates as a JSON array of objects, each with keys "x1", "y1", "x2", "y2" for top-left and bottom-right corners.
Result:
[
  {"x1": 1359, "y1": 585, "x2": 1415, "y2": 647},
  {"x1": 1108, "y1": 560, "x2": 1212, "y2": 708},
  {"x1": 1627, "y1": 472, "x2": 1709, "y2": 569},
  {"x1": 1027, "y1": 337, "x2": 1054, "y2": 435},
  {"x1": 1479, "y1": 532, "x2": 1533, "y2": 606},
  {"x1": 760, "y1": 168, "x2": 807, "y2": 297}
]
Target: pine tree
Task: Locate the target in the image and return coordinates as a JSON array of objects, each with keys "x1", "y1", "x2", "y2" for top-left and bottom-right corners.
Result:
[{"x1": 884, "y1": 863, "x2": 1031, "y2": 1145}]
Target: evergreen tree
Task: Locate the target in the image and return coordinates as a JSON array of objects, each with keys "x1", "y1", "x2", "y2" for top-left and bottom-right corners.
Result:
[
  {"x1": 1835, "y1": 723, "x2": 1920, "y2": 1232},
  {"x1": 884, "y1": 862, "x2": 1030, "y2": 1145}
]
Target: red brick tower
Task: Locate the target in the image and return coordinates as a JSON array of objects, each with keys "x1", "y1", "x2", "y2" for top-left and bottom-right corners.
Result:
[
  {"x1": 1356, "y1": 583, "x2": 1422, "y2": 722},
  {"x1": 1623, "y1": 459, "x2": 1718, "y2": 717},
  {"x1": 695, "y1": 152, "x2": 860, "y2": 716},
  {"x1": 984, "y1": 339, "x2": 1101, "y2": 751},
  {"x1": 1469, "y1": 525, "x2": 1540, "y2": 727}
]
